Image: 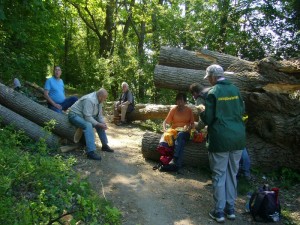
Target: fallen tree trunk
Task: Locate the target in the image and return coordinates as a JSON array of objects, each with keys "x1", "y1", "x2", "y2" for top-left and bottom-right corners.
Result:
[
  {"x1": 141, "y1": 132, "x2": 209, "y2": 168},
  {"x1": 0, "y1": 104, "x2": 60, "y2": 148},
  {"x1": 158, "y1": 46, "x2": 253, "y2": 71},
  {"x1": 126, "y1": 104, "x2": 199, "y2": 121},
  {"x1": 0, "y1": 82, "x2": 76, "y2": 141},
  {"x1": 141, "y1": 132, "x2": 300, "y2": 171}
]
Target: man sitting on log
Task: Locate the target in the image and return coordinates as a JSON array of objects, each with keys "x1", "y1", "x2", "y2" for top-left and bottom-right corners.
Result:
[
  {"x1": 44, "y1": 66, "x2": 78, "y2": 113},
  {"x1": 114, "y1": 82, "x2": 135, "y2": 126},
  {"x1": 198, "y1": 64, "x2": 245, "y2": 223},
  {"x1": 68, "y1": 88, "x2": 114, "y2": 161}
]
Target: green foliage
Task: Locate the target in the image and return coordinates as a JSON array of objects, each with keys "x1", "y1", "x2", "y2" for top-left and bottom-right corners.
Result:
[{"x1": 0, "y1": 125, "x2": 121, "y2": 225}]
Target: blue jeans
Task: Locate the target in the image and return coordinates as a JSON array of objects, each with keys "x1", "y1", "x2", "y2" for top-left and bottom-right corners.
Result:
[
  {"x1": 239, "y1": 148, "x2": 251, "y2": 177},
  {"x1": 68, "y1": 112, "x2": 108, "y2": 153},
  {"x1": 48, "y1": 96, "x2": 78, "y2": 113},
  {"x1": 174, "y1": 131, "x2": 190, "y2": 168}
]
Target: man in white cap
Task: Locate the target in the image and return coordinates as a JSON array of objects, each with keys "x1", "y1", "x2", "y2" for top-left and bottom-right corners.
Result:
[{"x1": 198, "y1": 64, "x2": 245, "y2": 223}]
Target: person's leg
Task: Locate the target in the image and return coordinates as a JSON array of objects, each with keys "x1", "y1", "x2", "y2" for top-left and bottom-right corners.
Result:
[
  {"x1": 95, "y1": 126, "x2": 114, "y2": 152},
  {"x1": 68, "y1": 113, "x2": 96, "y2": 152},
  {"x1": 208, "y1": 151, "x2": 229, "y2": 213},
  {"x1": 48, "y1": 103, "x2": 62, "y2": 113},
  {"x1": 225, "y1": 150, "x2": 243, "y2": 218},
  {"x1": 173, "y1": 131, "x2": 189, "y2": 168},
  {"x1": 61, "y1": 96, "x2": 78, "y2": 111},
  {"x1": 120, "y1": 102, "x2": 129, "y2": 122},
  {"x1": 240, "y1": 148, "x2": 251, "y2": 177}
]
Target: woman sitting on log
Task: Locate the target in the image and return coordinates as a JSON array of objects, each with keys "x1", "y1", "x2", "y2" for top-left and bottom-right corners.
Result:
[{"x1": 162, "y1": 92, "x2": 195, "y2": 171}]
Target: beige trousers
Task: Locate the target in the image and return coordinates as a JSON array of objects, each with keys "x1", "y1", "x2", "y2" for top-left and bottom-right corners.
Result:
[{"x1": 114, "y1": 101, "x2": 130, "y2": 122}]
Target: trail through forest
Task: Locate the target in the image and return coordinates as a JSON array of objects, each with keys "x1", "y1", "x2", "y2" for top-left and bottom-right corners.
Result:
[{"x1": 70, "y1": 121, "x2": 295, "y2": 225}]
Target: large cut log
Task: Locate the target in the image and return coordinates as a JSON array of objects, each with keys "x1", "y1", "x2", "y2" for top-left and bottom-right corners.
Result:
[
  {"x1": 158, "y1": 46, "x2": 253, "y2": 71},
  {"x1": 141, "y1": 132, "x2": 300, "y2": 171},
  {"x1": 159, "y1": 46, "x2": 300, "y2": 76},
  {"x1": 154, "y1": 65, "x2": 300, "y2": 92},
  {"x1": 0, "y1": 82, "x2": 76, "y2": 141},
  {"x1": 141, "y1": 132, "x2": 209, "y2": 168},
  {"x1": 0, "y1": 104, "x2": 60, "y2": 148},
  {"x1": 126, "y1": 104, "x2": 199, "y2": 121}
]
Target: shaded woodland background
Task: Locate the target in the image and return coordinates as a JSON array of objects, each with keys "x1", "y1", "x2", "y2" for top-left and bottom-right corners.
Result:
[
  {"x1": 1, "y1": 0, "x2": 299, "y2": 102},
  {"x1": 0, "y1": 1, "x2": 299, "y2": 171}
]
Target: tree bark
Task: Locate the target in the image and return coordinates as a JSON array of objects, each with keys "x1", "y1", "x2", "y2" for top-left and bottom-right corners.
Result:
[
  {"x1": 0, "y1": 104, "x2": 60, "y2": 148},
  {"x1": 0, "y1": 83, "x2": 76, "y2": 141},
  {"x1": 126, "y1": 103, "x2": 199, "y2": 121},
  {"x1": 154, "y1": 65, "x2": 300, "y2": 93},
  {"x1": 158, "y1": 46, "x2": 253, "y2": 71},
  {"x1": 141, "y1": 132, "x2": 300, "y2": 171},
  {"x1": 141, "y1": 132, "x2": 209, "y2": 168}
]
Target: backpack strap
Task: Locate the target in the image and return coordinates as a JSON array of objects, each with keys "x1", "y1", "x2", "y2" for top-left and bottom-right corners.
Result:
[{"x1": 250, "y1": 192, "x2": 266, "y2": 221}]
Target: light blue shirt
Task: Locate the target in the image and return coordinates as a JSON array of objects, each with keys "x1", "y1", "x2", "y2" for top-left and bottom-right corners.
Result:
[{"x1": 44, "y1": 76, "x2": 65, "y2": 104}]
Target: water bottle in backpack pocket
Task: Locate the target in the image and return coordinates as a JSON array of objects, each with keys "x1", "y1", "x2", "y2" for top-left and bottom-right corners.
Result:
[{"x1": 249, "y1": 185, "x2": 281, "y2": 222}]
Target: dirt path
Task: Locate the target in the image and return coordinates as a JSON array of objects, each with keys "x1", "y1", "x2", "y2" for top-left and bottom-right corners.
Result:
[{"x1": 72, "y1": 122, "x2": 288, "y2": 225}]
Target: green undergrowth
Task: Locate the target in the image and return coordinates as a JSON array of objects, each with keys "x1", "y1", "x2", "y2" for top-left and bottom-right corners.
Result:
[{"x1": 0, "y1": 125, "x2": 121, "y2": 225}]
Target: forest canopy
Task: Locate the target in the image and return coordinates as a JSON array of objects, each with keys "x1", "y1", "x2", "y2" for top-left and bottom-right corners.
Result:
[{"x1": 0, "y1": 0, "x2": 299, "y2": 103}]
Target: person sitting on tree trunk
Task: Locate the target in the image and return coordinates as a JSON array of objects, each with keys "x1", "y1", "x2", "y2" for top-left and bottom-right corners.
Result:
[
  {"x1": 114, "y1": 82, "x2": 134, "y2": 126},
  {"x1": 68, "y1": 88, "x2": 114, "y2": 161},
  {"x1": 163, "y1": 92, "x2": 195, "y2": 172},
  {"x1": 44, "y1": 66, "x2": 78, "y2": 113}
]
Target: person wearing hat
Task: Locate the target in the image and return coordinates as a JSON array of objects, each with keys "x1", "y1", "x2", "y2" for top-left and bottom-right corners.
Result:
[
  {"x1": 68, "y1": 88, "x2": 114, "y2": 161},
  {"x1": 198, "y1": 64, "x2": 245, "y2": 223}
]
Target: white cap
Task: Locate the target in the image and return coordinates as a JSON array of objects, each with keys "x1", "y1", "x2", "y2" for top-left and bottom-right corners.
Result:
[{"x1": 204, "y1": 65, "x2": 224, "y2": 79}]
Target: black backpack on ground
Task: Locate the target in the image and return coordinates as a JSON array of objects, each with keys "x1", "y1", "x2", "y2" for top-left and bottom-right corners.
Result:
[{"x1": 249, "y1": 185, "x2": 281, "y2": 222}]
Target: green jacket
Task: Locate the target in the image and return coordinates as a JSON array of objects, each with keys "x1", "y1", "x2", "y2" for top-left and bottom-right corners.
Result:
[{"x1": 200, "y1": 79, "x2": 245, "y2": 152}]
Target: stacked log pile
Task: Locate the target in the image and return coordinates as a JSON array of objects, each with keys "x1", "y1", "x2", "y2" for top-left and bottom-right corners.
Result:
[
  {"x1": 142, "y1": 46, "x2": 300, "y2": 171},
  {"x1": 0, "y1": 82, "x2": 77, "y2": 148}
]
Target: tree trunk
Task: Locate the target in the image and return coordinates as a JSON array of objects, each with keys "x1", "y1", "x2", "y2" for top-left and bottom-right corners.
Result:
[
  {"x1": 0, "y1": 104, "x2": 60, "y2": 148},
  {"x1": 126, "y1": 103, "x2": 199, "y2": 121},
  {"x1": 154, "y1": 65, "x2": 300, "y2": 92},
  {"x1": 141, "y1": 132, "x2": 300, "y2": 171},
  {"x1": 158, "y1": 46, "x2": 253, "y2": 71},
  {"x1": 0, "y1": 83, "x2": 76, "y2": 141},
  {"x1": 141, "y1": 132, "x2": 209, "y2": 168}
]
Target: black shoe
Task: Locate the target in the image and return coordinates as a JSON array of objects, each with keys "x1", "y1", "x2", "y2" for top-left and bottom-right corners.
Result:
[
  {"x1": 102, "y1": 145, "x2": 114, "y2": 152},
  {"x1": 116, "y1": 121, "x2": 127, "y2": 126},
  {"x1": 87, "y1": 151, "x2": 102, "y2": 160}
]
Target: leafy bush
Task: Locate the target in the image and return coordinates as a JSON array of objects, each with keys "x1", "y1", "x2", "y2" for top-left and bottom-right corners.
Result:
[{"x1": 0, "y1": 125, "x2": 121, "y2": 225}]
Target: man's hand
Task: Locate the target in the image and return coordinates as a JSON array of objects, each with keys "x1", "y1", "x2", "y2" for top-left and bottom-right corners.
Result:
[
  {"x1": 96, "y1": 123, "x2": 108, "y2": 130},
  {"x1": 54, "y1": 103, "x2": 62, "y2": 110},
  {"x1": 196, "y1": 104, "x2": 205, "y2": 112}
]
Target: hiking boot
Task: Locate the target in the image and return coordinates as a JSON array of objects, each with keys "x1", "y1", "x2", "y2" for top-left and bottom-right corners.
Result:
[
  {"x1": 87, "y1": 151, "x2": 102, "y2": 160},
  {"x1": 225, "y1": 209, "x2": 236, "y2": 220},
  {"x1": 102, "y1": 145, "x2": 114, "y2": 152},
  {"x1": 209, "y1": 210, "x2": 225, "y2": 223}
]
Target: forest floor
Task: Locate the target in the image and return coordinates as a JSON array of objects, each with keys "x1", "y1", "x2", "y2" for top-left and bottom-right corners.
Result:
[{"x1": 66, "y1": 120, "x2": 299, "y2": 225}]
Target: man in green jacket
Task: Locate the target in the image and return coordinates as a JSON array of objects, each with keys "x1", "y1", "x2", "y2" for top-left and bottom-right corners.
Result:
[{"x1": 198, "y1": 64, "x2": 245, "y2": 223}]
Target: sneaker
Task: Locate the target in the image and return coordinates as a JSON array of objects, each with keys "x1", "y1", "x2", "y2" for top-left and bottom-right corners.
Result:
[
  {"x1": 87, "y1": 151, "x2": 102, "y2": 160},
  {"x1": 225, "y1": 209, "x2": 236, "y2": 220},
  {"x1": 74, "y1": 128, "x2": 83, "y2": 143},
  {"x1": 102, "y1": 145, "x2": 114, "y2": 152},
  {"x1": 209, "y1": 210, "x2": 225, "y2": 223}
]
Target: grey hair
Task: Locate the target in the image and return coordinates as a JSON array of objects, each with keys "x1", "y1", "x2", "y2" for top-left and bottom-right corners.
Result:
[{"x1": 121, "y1": 82, "x2": 129, "y2": 88}]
